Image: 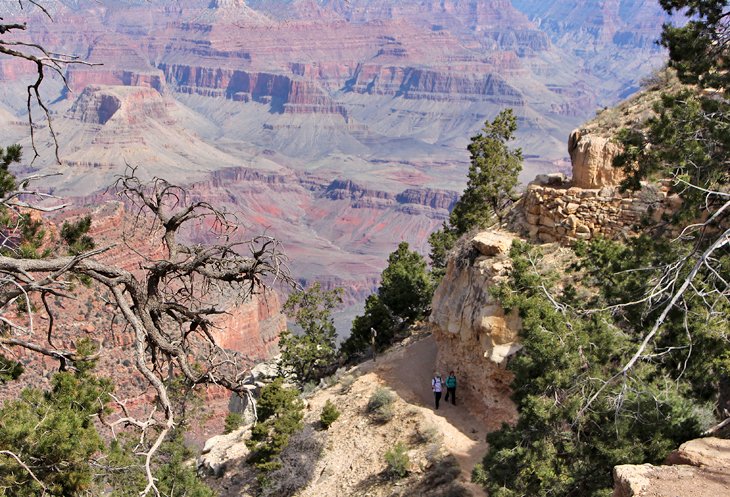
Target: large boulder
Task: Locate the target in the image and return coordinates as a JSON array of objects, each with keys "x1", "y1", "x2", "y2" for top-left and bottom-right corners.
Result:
[
  {"x1": 429, "y1": 230, "x2": 520, "y2": 423},
  {"x1": 612, "y1": 437, "x2": 730, "y2": 497},
  {"x1": 569, "y1": 129, "x2": 625, "y2": 189}
]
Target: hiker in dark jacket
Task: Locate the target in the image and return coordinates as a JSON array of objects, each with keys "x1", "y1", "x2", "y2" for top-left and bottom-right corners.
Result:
[{"x1": 444, "y1": 371, "x2": 457, "y2": 405}]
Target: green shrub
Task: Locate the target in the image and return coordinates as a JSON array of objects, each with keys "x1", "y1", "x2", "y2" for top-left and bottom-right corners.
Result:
[
  {"x1": 319, "y1": 400, "x2": 340, "y2": 429},
  {"x1": 367, "y1": 387, "x2": 395, "y2": 424},
  {"x1": 384, "y1": 442, "x2": 410, "y2": 479},
  {"x1": 224, "y1": 411, "x2": 244, "y2": 434},
  {"x1": 367, "y1": 387, "x2": 394, "y2": 412},
  {"x1": 246, "y1": 378, "x2": 304, "y2": 476}
]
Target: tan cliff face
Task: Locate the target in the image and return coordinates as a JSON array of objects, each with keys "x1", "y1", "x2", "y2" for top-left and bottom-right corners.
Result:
[
  {"x1": 612, "y1": 438, "x2": 730, "y2": 497},
  {"x1": 429, "y1": 231, "x2": 519, "y2": 422}
]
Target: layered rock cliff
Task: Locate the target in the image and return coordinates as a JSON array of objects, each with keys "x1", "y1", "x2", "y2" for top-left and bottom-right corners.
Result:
[{"x1": 0, "y1": 0, "x2": 677, "y2": 328}]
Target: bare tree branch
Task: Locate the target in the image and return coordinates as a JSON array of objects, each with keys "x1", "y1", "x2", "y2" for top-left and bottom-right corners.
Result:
[{"x1": 0, "y1": 450, "x2": 47, "y2": 496}]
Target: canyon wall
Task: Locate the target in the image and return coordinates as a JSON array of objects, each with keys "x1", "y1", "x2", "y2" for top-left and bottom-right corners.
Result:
[{"x1": 0, "y1": 0, "x2": 675, "y2": 338}]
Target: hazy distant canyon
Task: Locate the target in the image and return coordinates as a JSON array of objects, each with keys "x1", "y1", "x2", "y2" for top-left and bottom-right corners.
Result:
[{"x1": 0, "y1": 0, "x2": 673, "y2": 316}]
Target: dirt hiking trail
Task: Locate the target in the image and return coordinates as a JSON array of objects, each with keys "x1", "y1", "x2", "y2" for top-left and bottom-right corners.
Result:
[{"x1": 361, "y1": 334, "x2": 499, "y2": 497}]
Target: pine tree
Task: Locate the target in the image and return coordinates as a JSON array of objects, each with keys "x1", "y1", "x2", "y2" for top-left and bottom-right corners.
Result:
[{"x1": 343, "y1": 242, "x2": 432, "y2": 356}]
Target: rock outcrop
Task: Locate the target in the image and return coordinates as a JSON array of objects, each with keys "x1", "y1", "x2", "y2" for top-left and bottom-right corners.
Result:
[
  {"x1": 568, "y1": 129, "x2": 625, "y2": 189},
  {"x1": 430, "y1": 231, "x2": 520, "y2": 420},
  {"x1": 517, "y1": 109, "x2": 681, "y2": 245},
  {"x1": 612, "y1": 438, "x2": 730, "y2": 497},
  {"x1": 199, "y1": 426, "x2": 252, "y2": 477},
  {"x1": 68, "y1": 85, "x2": 172, "y2": 125}
]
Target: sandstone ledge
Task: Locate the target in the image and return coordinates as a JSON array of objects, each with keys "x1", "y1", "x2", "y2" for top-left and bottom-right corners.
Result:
[{"x1": 612, "y1": 438, "x2": 730, "y2": 497}]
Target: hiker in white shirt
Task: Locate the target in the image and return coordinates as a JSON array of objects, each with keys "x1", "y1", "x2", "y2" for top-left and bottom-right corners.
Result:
[{"x1": 432, "y1": 373, "x2": 444, "y2": 410}]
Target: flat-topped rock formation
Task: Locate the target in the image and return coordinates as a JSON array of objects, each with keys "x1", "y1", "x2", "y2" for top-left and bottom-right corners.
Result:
[{"x1": 613, "y1": 438, "x2": 730, "y2": 497}]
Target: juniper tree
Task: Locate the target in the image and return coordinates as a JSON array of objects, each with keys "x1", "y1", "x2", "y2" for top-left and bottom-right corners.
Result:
[
  {"x1": 429, "y1": 109, "x2": 522, "y2": 277},
  {"x1": 279, "y1": 283, "x2": 342, "y2": 385},
  {"x1": 342, "y1": 242, "x2": 432, "y2": 356}
]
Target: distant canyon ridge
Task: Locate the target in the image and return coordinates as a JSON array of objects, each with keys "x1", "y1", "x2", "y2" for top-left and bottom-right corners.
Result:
[{"x1": 0, "y1": 0, "x2": 673, "y2": 321}]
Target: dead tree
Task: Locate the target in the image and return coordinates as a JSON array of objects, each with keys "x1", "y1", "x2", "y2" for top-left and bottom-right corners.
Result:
[
  {"x1": 0, "y1": 0, "x2": 98, "y2": 161},
  {"x1": 0, "y1": 169, "x2": 293, "y2": 496}
]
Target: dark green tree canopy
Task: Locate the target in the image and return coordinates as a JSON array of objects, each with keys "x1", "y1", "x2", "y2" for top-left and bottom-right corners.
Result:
[
  {"x1": 378, "y1": 241, "x2": 433, "y2": 323},
  {"x1": 279, "y1": 282, "x2": 343, "y2": 384},
  {"x1": 429, "y1": 108, "x2": 522, "y2": 278},
  {"x1": 342, "y1": 241, "x2": 433, "y2": 357},
  {"x1": 449, "y1": 108, "x2": 523, "y2": 232},
  {"x1": 660, "y1": 0, "x2": 730, "y2": 91}
]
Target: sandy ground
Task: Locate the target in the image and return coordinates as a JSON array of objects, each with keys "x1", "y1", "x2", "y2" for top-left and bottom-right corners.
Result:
[
  {"x1": 211, "y1": 333, "x2": 498, "y2": 496},
  {"x1": 362, "y1": 334, "x2": 490, "y2": 497}
]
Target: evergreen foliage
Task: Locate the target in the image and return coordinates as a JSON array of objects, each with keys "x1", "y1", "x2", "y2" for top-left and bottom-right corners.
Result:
[
  {"x1": 224, "y1": 411, "x2": 245, "y2": 434},
  {"x1": 279, "y1": 283, "x2": 343, "y2": 385},
  {"x1": 0, "y1": 144, "x2": 20, "y2": 198},
  {"x1": 342, "y1": 293, "x2": 397, "y2": 356},
  {"x1": 384, "y1": 442, "x2": 410, "y2": 479},
  {"x1": 378, "y1": 241, "x2": 433, "y2": 323},
  {"x1": 659, "y1": 0, "x2": 730, "y2": 91},
  {"x1": 319, "y1": 399, "x2": 340, "y2": 429},
  {"x1": 479, "y1": 5, "x2": 729, "y2": 495},
  {"x1": 0, "y1": 355, "x2": 23, "y2": 384},
  {"x1": 342, "y1": 242, "x2": 432, "y2": 356},
  {"x1": 104, "y1": 430, "x2": 215, "y2": 497},
  {"x1": 429, "y1": 109, "x2": 522, "y2": 276},
  {"x1": 246, "y1": 378, "x2": 305, "y2": 475},
  {"x1": 0, "y1": 341, "x2": 112, "y2": 497},
  {"x1": 61, "y1": 215, "x2": 95, "y2": 255},
  {"x1": 153, "y1": 432, "x2": 216, "y2": 497},
  {"x1": 476, "y1": 241, "x2": 710, "y2": 497}
]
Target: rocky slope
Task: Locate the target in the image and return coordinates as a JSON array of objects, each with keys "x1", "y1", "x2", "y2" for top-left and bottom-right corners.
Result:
[{"x1": 201, "y1": 332, "x2": 510, "y2": 497}]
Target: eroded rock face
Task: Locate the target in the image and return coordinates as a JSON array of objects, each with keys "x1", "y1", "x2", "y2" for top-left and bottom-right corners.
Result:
[
  {"x1": 569, "y1": 128, "x2": 625, "y2": 189},
  {"x1": 199, "y1": 426, "x2": 252, "y2": 477},
  {"x1": 430, "y1": 231, "x2": 519, "y2": 419},
  {"x1": 67, "y1": 85, "x2": 172, "y2": 126},
  {"x1": 612, "y1": 438, "x2": 730, "y2": 497}
]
